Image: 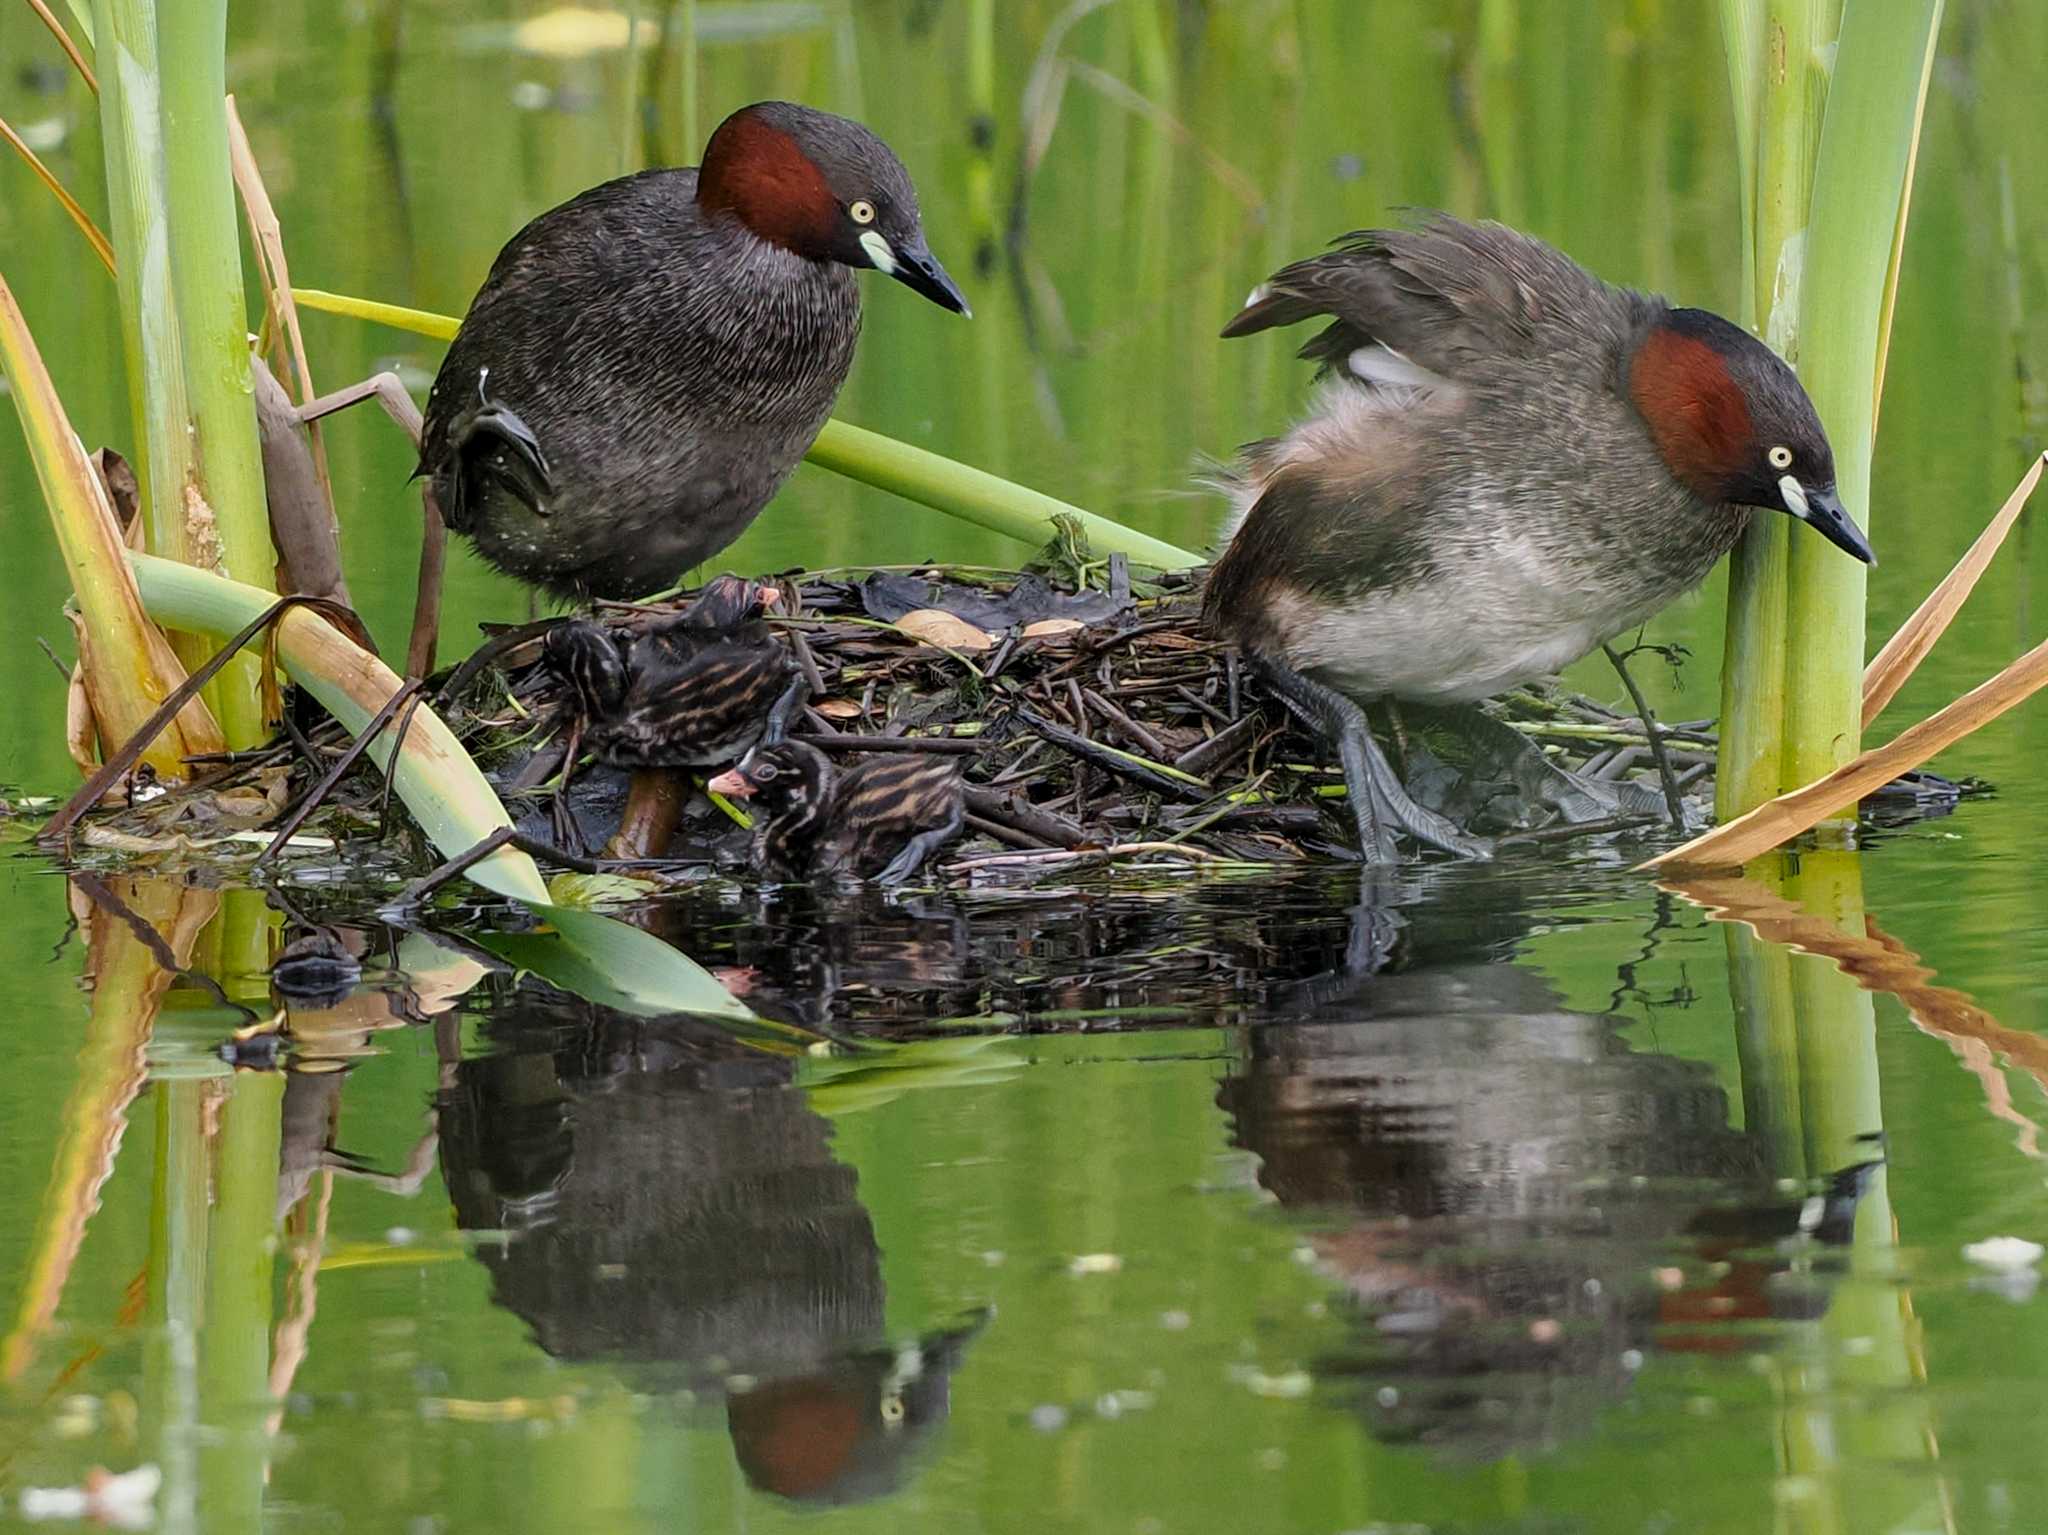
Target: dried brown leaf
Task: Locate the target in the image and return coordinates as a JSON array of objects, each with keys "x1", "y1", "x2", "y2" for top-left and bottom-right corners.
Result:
[
  {"x1": 1645, "y1": 633, "x2": 2048, "y2": 871},
  {"x1": 1862, "y1": 452, "x2": 2044, "y2": 726},
  {"x1": 895, "y1": 608, "x2": 994, "y2": 652},
  {"x1": 62, "y1": 617, "x2": 96, "y2": 778}
]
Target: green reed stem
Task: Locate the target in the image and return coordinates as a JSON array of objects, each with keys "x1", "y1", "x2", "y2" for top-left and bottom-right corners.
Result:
[
  {"x1": 807, "y1": 419, "x2": 1200, "y2": 568},
  {"x1": 159, "y1": 0, "x2": 274, "y2": 747},
  {"x1": 1716, "y1": 0, "x2": 1937, "y2": 817},
  {"x1": 1781, "y1": 0, "x2": 1944, "y2": 788},
  {"x1": 290, "y1": 288, "x2": 1203, "y2": 568},
  {"x1": 92, "y1": 0, "x2": 196, "y2": 560},
  {"x1": 1716, "y1": 0, "x2": 1839, "y2": 820},
  {"x1": 147, "y1": 1078, "x2": 209, "y2": 1530},
  {"x1": 199, "y1": 1062, "x2": 284, "y2": 1535}
]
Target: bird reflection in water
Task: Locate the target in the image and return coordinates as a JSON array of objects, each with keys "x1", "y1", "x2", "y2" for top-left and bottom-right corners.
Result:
[
  {"x1": 435, "y1": 988, "x2": 983, "y2": 1505},
  {"x1": 1219, "y1": 881, "x2": 1881, "y2": 1457}
]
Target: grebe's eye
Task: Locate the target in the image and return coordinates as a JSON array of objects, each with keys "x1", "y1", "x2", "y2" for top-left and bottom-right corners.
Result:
[
  {"x1": 752, "y1": 762, "x2": 779, "y2": 782},
  {"x1": 1767, "y1": 444, "x2": 1794, "y2": 470},
  {"x1": 849, "y1": 199, "x2": 876, "y2": 226}
]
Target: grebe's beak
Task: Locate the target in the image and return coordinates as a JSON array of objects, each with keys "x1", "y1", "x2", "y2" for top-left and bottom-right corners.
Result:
[
  {"x1": 863, "y1": 228, "x2": 971, "y2": 317},
  {"x1": 1781, "y1": 478, "x2": 1875, "y2": 566},
  {"x1": 706, "y1": 767, "x2": 755, "y2": 799}
]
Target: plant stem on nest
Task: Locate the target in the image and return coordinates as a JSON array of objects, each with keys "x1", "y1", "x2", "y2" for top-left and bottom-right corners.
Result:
[
  {"x1": 290, "y1": 288, "x2": 1204, "y2": 568},
  {"x1": 128, "y1": 552, "x2": 549, "y2": 904},
  {"x1": 806, "y1": 419, "x2": 1200, "y2": 568}
]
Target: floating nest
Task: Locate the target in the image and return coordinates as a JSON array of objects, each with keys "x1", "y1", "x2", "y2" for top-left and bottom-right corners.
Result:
[
  {"x1": 438, "y1": 556, "x2": 1713, "y2": 877},
  {"x1": 47, "y1": 551, "x2": 1974, "y2": 886}
]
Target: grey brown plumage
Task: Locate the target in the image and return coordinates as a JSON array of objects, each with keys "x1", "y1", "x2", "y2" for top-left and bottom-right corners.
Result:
[
  {"x1": 1206, "y1": 214, "x2": 1871, "y2": 859},
  {"x1": 419, "y1": 101, "x2": 967, "y2": 602}
]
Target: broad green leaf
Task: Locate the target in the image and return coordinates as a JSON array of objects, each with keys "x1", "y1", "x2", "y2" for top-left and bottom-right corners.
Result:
[
  {"x1": 530, "y1": 902, "x2": 757, "y2": 1021},
  {"x1": 798, "y1": 1034, "x2": 1026, "y2": 1116}
]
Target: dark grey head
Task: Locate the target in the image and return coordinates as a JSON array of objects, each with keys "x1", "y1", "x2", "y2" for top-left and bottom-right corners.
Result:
[
  {"x1": 704, "y1": 739, "x2": 832, "y2": 815},
  {"x1": 1626, "y1": 307, "x2": 1873, "y2": 565},
  {"x1": 696, "y1": 101, "x2": 970, "y2": 316},
  {"x1": 677, "y1": 573, "x2": 778, "y2": 631}
]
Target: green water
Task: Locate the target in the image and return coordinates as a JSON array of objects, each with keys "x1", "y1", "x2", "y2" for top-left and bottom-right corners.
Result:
[{"x1": 3, "y1": 2, "x2": 2048, "y2": 1531}]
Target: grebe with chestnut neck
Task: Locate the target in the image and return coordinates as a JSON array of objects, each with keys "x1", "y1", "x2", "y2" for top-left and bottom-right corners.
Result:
[
  {"x1": 1206, "y1": 214, "x2": 1874, "y2": 862},
  {"x1": 418, "y1": 101, "x2": 969, "y2": 603}
]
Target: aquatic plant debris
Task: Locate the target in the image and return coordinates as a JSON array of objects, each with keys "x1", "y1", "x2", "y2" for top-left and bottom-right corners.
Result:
[{"x1": 423, "y1": 565, "x2": 1733, "y2": 875}]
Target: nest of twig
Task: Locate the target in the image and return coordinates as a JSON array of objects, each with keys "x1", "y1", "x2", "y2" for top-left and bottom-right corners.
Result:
[{"x1": 439, "y1": 558, "x2": 1715, "y2": 876}]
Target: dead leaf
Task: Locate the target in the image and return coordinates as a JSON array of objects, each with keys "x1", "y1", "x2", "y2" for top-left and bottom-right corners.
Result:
[
  {"x1": 1862, "y1": 452, "x2": 2044, "y2": 727},
  {"x1": 859, "y1": 570, "x2": 1132, "y2": 629},
  {"x1": 63, "y1": 653, "x2": 97, "y2": 778},
  {"x1": 91, "y1": 448, "x2": 141, "y2": 543},
  {"x1": 1022, "y1": 618, "x2": 1086, "y2": 640},
  {"x1": 1644, "y1": 633, "x2": 2048, "y2": 872},
  {"x1": 211, "y1": 787, "x2": 275, "y2": 821},
  {"x1": 814, "y1": 697, "x2": 863, "y2": 719},
  {"x1": 78, "y1": 824, "x2": 199, "y2": 855},
  {"x1": 895, "y1": 609, "x2": 993, "y2": 653}
]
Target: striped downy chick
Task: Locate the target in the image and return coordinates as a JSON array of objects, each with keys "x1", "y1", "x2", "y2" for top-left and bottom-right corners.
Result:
[
  {"x1": 707, "y1": 740, "x2": 966, "y2": 886},
  {"x1": 543, "y1": 575, "x2": 801, "y2": 770}
]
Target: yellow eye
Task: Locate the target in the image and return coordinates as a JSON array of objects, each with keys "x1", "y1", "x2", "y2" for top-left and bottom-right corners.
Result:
[
  {"x1": 1768, "y1": 445, "x2": 1794, "y2": 470},
  {"x1": 849, "y1": 199, "x2": 876, "y2": 225}
]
